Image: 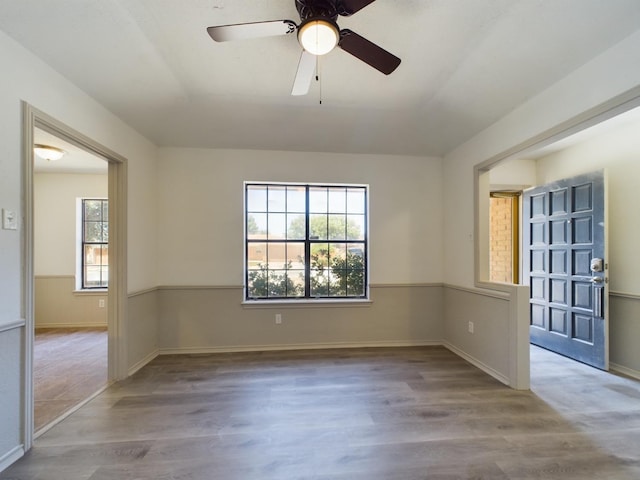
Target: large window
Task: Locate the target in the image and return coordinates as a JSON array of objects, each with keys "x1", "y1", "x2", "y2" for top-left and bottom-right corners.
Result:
[
  {"x1": 81, "y1": 198, "x2": 109, "y2": 289},
  {"x1": 245, "y1": 183, "x2": 368, "y2": 300}
]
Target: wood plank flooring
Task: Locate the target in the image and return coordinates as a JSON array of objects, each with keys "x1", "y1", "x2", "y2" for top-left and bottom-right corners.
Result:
[
  {"x1": 34, "y1": 328, "x2": 108, "y2": 432},
  {"x1": 3, "y1": 345, "x2": 640, "y2": 479}
]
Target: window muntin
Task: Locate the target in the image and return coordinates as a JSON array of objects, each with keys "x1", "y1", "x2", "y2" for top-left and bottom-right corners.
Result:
[
  {"x1": 82, "y1": 198, "x2": 108, "y2": 289},
  {"x1": 245, "y1": 184, "x2": 367, "y2": 300}
]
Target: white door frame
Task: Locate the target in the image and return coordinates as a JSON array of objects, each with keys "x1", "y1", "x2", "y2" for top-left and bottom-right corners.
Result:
[{"x1": 21, "y1": 103, "x2": 128, "y2": 449}]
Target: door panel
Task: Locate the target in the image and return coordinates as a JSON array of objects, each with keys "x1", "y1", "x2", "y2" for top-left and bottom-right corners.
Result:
[{"x1": 523, "y1": 170, "x2": 608, "y2": 370}]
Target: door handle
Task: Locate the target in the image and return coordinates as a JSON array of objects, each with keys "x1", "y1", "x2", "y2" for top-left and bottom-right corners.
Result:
[
  {"x1": 591, "y1": 276, "x2": 604, "y2": 284},
  {"x1": 593, "y1": 285, "x2": 604, "y2": 318}
]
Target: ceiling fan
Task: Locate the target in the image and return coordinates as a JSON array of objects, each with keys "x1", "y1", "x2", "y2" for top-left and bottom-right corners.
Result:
[{"x1": 206, "y1": 0, "x2": 401, "y2": 96}]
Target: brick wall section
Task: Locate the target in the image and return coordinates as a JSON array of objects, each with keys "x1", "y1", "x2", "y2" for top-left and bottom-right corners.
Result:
[{"x1": 490, "y1": 196, "x2": 513, "y2": 283}]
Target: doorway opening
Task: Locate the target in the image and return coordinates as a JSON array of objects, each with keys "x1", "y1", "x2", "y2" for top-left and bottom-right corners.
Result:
[
  {"x1": 33, "y1": 127, "x2": 109, "y2": 433},
  {"x1": 23, "y1": 103, "x2": 128, "y2": 449}
]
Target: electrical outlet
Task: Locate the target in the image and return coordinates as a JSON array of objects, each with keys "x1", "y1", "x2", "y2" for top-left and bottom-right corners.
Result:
[
  {"x1": 468, "y1": 321, "x2": 474, "y2": 334},
  {"x1": 275, "y1": 313, "x2": 282, "y2": 324},
  {"x1": 99, "y1": 299, "x2": 105, "y2": 308}
]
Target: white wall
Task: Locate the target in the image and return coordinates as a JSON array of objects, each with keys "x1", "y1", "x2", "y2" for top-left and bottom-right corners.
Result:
[
  {"x1": 489, "y1": 159, "x2": 537, "y2": 190},
  {"x1": 157, "y1": 148, "x2": 443, "y2": 286},
  {"x1": 0, "y1": 29, "x2": 158, "y2": 468},
  {"x1": 0, "y1": 32, "x2": 25, "y2": 467},
  {"x1": 34, "y1": 173, "x2": 107, "y2": 276}
]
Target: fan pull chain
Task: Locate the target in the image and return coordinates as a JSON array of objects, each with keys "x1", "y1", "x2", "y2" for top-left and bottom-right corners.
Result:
[{"x1": 316, "y1": 55, "x2": 322, "y2": 105}]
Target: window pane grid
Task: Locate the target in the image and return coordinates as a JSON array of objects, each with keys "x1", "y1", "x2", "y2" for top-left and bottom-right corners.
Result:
[
  {"x1": 246, "y1": 184, "x2": 367, "y2": 300},
  {"x1": 82, "y1": 199, "x2": 108, "y2": 289}
]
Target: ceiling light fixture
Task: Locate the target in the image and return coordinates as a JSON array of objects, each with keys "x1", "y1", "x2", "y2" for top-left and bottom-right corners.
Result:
[
  {"x1": 34, "y1": 144, "x2": 66, "y2": 161},
  {"x1": 298, "y1": 18, "x2": 339, "y2": 55}
]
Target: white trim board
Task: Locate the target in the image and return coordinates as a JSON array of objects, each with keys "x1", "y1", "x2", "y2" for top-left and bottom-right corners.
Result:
[
  {"x1": 610, "y1": 291, "x2": 640, "y2": 301},
  {"x1": 128, "y1": 349, "x2": 160, "y2": 377},
  {"x1": 159, "y1": 340, "x2": 444, "y2": 356},
  {"x1": 610, "y1": 363, "x2": 640, "y2": 381},
  {"x1": 443, "y1": 341, "x2": 511, "y2": 387},
  {"x1": 0, "y1": 319, "x2": 25, "y2": 333},
  {"x1": 34, "y1": 323, "x2": 107, "y2": 329},
  {"x1": 34, "y1": 384, "x2": 111, "y2": 439},
  {"x1": 0, "y1": 446, "x2": 24, "y2": 474}
]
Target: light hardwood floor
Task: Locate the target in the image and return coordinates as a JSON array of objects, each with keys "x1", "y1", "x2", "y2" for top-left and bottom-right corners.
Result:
[
  {"x1": 34, "y1": 327, "x2": 108, "y2": 432},
  {"x1": 3, "y1": 345, "x2": 640, "y2": 479}
]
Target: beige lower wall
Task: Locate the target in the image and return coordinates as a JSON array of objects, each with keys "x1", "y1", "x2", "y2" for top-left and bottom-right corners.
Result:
[
  {"x1": 35, "y1": 276, "x2": 107, "y2": 328},
  {"x1": 157, "y1": 285, "x2": 444, "y2": 352},
  {"x1": 151, "y1": 283, "x2": 533, "y2": 388},
  {"x1": 443, "y1": 285, "x2": 512, "y2": 384},
  {"x1": 127, "y1": 289, "x2": 159, "y2": 374},
  {"x1": 126, "y1": 284, "x2": 640, "y2": 386},
  {"x1": 441, "y1": 285, "x2": 640, "y2": 384},
  {"x1": 610, "y1": 293, "x2": 640, "y2": 378},
  {"x1": 0, "y1": 327, "x2": 22, "y2": 471}
]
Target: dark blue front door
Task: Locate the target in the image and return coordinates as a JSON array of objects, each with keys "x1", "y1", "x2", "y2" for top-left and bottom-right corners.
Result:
[{"x1": 523, "y1": 170, "x2": 608, "y2": 370}]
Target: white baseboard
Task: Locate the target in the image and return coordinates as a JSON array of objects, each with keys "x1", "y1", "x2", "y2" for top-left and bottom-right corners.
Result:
[
  {"x1": 128, "y1": 349, "x2": 160, "y2": 376},
  {"x1": 35, "y1": 323, "x2": 107, "y2": 329},
  {"x1": 610, "y1": 362, "x2": 640, "y2": 381},
  {"x1": 159, "y1": 340, "x2": 442, "y2": 356},
  {"x1": 34, "y1": 384, "x2": 110, "y2": 439},
  {"x1": 442, "y1": 342, "x2": 510, "y2": 387},
  {"x1": 0, "y1": 445, "x2": 24, "y2": 473}
]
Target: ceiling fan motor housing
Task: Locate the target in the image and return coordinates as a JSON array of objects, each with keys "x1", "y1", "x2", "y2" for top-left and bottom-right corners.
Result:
[{"x1": 296, "y1": 0, "x2": 340, "y2": 21}]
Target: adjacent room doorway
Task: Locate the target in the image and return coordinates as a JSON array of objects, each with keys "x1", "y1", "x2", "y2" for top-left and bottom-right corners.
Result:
[
  {"x1": 23, "y1": 103, "x2": 128, "y2": 449},
  {"x1": 33, "y1": 127, "x2": 110, "y2": 433}
]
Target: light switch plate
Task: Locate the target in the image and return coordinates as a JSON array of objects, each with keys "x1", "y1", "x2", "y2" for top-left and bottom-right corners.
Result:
[{"x1": 2, "y1": 209, "x2": 18, "y2": 230}]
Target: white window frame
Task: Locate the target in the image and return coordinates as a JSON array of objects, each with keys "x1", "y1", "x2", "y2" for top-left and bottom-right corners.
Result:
[
  {"x1": 76, "y1": 197, "x2": 109, "y2": 291},
  {"x1": 244, "y1": 182, "x2": 369, "y2": 302}
]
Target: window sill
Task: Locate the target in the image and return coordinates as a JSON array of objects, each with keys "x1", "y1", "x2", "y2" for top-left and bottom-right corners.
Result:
[
  {"x1": 242, "y1": 298, "x2": 372, "y2": 309},
  {"x1": 73, "y1": 289, "x2": 108, "y2": 295}
]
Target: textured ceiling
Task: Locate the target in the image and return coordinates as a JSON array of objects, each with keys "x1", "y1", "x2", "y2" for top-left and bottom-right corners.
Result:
[{"x1": 3, "y1": 0, "x2": 640, "y2": 156}]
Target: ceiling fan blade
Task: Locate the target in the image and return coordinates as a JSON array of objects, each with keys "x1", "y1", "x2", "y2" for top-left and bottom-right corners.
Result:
[
  {"x1": 338, "y1": 0, "x2": 377, "y2": 16},
  {"x1": 338, "y1": 29, "x2": 400, "y2": 75},
  {"x1": 207, "y1": 20, "x2": 296, "y2": 42},
  {"x1": 291, "y1": 50, "x2": 316, "y2": 96}
]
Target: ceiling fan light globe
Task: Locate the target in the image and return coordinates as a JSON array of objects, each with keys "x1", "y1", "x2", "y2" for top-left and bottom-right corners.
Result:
[{"x1": 298, "y1": 19, "x2": 339, "y2": 56}]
